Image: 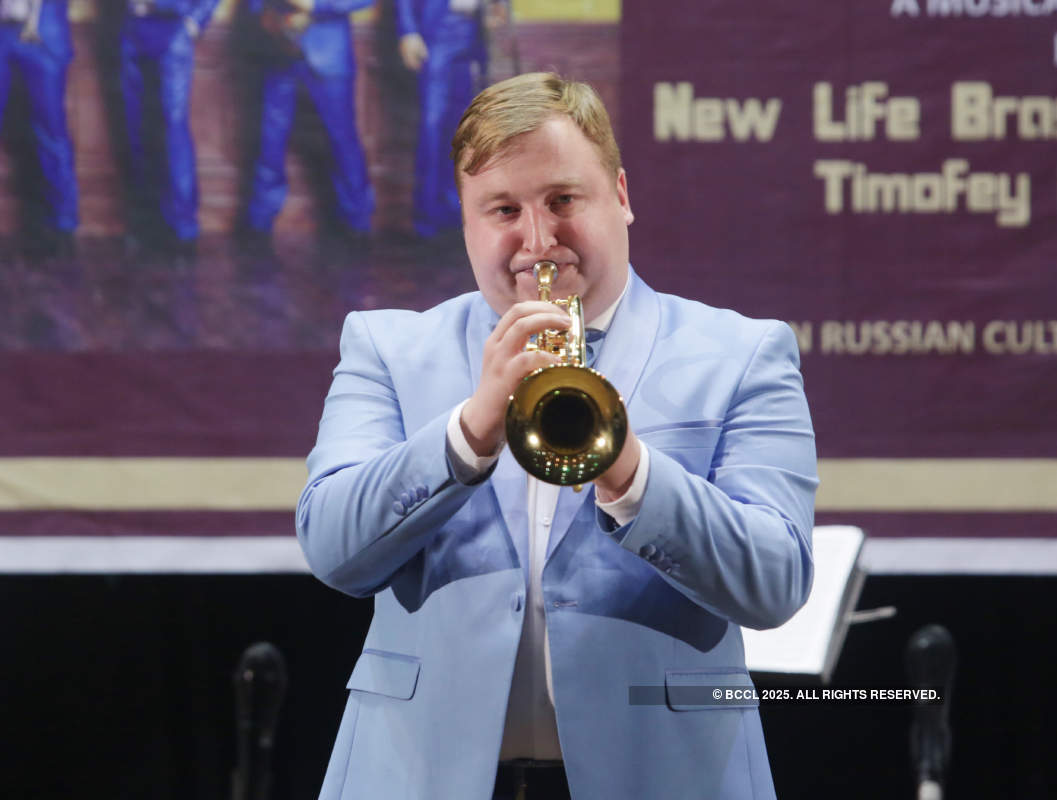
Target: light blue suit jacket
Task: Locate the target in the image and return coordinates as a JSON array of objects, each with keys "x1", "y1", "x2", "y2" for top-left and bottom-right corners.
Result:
[{"x1": 297, "y1": 268, "x2": 818, "y2": 799}]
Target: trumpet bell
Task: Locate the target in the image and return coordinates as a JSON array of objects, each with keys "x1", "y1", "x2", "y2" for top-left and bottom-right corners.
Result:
[{"x1": 505, "y1": 363, "x2": 628, "y2": 486}]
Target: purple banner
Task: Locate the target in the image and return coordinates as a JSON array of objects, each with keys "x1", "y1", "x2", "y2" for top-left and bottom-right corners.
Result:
[
  {"x1": 619, "y1": 1, "x2": 1056, "y2": 538},
  {"x1": 621, "y1": 1, "x2": 1057, "y2": 458}
]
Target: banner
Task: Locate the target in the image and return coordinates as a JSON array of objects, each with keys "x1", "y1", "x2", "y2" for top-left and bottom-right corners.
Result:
[
  {"x1": 0, "y1": 1, "x2": 1053, "y2": 566},
  {"x1": 620, "y1": 0, "x2": 1057, "y2": 538}
]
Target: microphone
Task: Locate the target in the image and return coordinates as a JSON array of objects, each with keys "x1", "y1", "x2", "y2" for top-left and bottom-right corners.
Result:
[
  {"x1": 904, "y1": 624, "x2": 956, "y2": 800},
  {"x1": 233, "y1": 642, "x2": 288, "y2": 800}
]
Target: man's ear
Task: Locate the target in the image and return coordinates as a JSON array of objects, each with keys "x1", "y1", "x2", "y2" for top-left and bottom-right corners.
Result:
[{"x1": 616, "y1": 169, "x2": 634, "y2": 225}]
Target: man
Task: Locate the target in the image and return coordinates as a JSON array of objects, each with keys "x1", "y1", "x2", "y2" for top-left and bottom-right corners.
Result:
[
  {"x1": 395, "y1": 0, "x2": 491, "y2": 239},
  {"x1": 121, "y1": 0, "x2": 219, "y2": 253},
  {"x1": 0, "y1": 0, "x2": 78, "y2": 255},
  {"x1": 243, "y1": 0, "x2": 374, "y2": 240},
  {"x1": 297, "y1": 73, "x2": 818, "y2": 799}
]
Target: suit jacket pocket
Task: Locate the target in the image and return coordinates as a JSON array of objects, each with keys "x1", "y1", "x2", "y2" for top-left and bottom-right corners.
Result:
[
  {"x1": 347, "y1": 648, "x2": 421, "y2": 700},
  {"x1": 665, "y1": 667, "x2": 759, "y2": 711},
  {"x1": 639, "y1": 423, "x2": 722, "y2": 474}
]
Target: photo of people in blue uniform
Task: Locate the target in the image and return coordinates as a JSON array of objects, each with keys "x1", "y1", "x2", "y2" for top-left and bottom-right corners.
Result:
[
  {"x1": 0, "y1": 0, "x2": 78, "y2": 256},
  {"x1": 244, "y1": 0, "x2": 375, "y2": 242},
  {"x1": 396, "y1": 0, "x2": 492, "y2": 240},
  {"x1": 120, "y1": 0, "x2": 219, "y2": 255},
  {"x1": 0, "y1": 0, "x2": 566, "y2": 265}
]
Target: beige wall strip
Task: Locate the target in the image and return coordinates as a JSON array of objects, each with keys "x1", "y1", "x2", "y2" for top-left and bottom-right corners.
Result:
[
  {"x1": 0, "y1": 458, "x2": 307, "y2": 511},
  {"x1": 0, "y1": 457, "x2": 1054, "y2": 512},
  {"x1": 816, "y1": 458, "x2": 1057, "y2": 512}
]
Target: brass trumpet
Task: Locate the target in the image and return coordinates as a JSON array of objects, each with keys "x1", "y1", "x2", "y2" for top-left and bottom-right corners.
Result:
[{"x1": 505, "y1": 261, "x2": 628, "y2": 487}]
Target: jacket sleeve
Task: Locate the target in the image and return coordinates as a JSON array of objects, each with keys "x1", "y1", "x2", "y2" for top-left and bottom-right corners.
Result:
[
  {"x1": 296, "y1": 311, "x2": 486, "y2": 598},
  {"x1": 187, "y1": 0, "x2": 220, "y2": 30},
  {"x1": 600, "y1": 321, "x2": 818, "y2": 630},
  {"x1": 313, "y1": 0, "x2": 375, "y2": 17},
  {"x1": 393, "y1": 0, "x2": 418, "y2": 37}
]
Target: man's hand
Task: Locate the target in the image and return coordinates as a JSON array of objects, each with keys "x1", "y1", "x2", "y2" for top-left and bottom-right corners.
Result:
[
  {"x1": 286, "y1": 9, "x2": 311, "y2": 31},
  {"x1": 460, "y1": 301, "x2": 570, "y2": 457},
  {"x1": 399, "y1": 33, "x2": 429, "y2": 72}
]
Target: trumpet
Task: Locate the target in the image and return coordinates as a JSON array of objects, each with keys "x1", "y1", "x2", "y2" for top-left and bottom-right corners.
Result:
[{"x1": 505, "y1": 261, "x2": 628, "y2": 488}]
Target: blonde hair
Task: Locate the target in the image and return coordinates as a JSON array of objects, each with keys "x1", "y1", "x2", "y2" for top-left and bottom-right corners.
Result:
[{"x1": 451, "y1": 73, "x2": 622, "y2": 188}]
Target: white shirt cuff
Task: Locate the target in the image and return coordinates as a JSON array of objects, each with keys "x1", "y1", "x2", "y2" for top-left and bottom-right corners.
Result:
[
  {"x1": 595, "y1": 439, "x2": 649, "y2": 527},
  {"x1": 446, "y1": 400, "x2": 502, "y2": 484}
]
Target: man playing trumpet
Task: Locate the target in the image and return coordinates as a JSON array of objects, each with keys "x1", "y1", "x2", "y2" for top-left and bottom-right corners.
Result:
[{"x1": 298, "y1": 72, "x2": 818, "y2": 800}]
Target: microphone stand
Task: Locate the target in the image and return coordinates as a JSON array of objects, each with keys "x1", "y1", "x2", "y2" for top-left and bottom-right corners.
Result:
[
  {"x1": 232, "y1": 642, "x2": 288, "y2": 800},
  {"x1": 905, "y1": 624, "x2": 956, "y2": 800}
]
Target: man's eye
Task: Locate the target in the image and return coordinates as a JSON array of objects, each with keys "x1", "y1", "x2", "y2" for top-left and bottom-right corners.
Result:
[
  {"x1": 552, "y1": 195, "x2": 573, "y2": 206},
  {"x1": 495, "y1": 206, "x2": 518, "y2": 216}
]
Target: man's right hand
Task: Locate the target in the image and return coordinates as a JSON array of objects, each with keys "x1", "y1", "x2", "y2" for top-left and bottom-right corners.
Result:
[
  {"x1": 460, "y1": 301, "x2": 570, "y2": 457},
  {"x1": 399, "y1": 33, "x2": 429, "y2": 71}
]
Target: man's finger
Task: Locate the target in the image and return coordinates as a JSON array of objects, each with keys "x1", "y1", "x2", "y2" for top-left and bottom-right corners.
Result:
[
  {"x1": 507, "y1": 350, "x2": 561, "y2": 380},
  {"x1": 491, "y1": 301, "x2": 569, "y2": 341},
  {"x1": 493, "y1": 314, "x2": 572, "y2": 361}
]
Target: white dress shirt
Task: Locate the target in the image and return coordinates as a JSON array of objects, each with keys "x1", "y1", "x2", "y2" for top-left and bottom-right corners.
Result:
[{"x1": 444, "y1": 273, "x2": 650, "y2": 760}]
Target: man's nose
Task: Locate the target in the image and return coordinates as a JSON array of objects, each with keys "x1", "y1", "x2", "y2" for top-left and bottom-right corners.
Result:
[{"x1": 519, "y1": 207, "x2": 558, "y2": 254}]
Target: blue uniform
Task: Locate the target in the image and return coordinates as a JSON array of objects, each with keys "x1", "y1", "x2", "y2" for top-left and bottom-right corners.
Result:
[
  {"x1": 0, "y1": 0, "x2": 78, "y2": 233},
  {"x1": 121, "y1": 0, "x2": 218, "y2": 242},
  {"x1": 246, "y1": 0, "x2": 375, "y2": 234},
  {"x1": 396, "y1": 0, "x2": 486, "y2": 238}
]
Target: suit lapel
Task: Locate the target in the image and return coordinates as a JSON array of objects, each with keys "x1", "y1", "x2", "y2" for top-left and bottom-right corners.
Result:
[
  {"x1": 465, "y1": 296, "x2": 498, "y2": 391},
  {"x1": 492, "y1": 450, "x2": 530, "y2": 573},
  {"x1": 546, "y1": 267, "x2": 660, "y2": 560},
  {"x1": 465, "y1": 298, "x2": 531, "y2": 573},
  {"x1": 592, "y1": 266, "x2": 660, "y2": 415}
]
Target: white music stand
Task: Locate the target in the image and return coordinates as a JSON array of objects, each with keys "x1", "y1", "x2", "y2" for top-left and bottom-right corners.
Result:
[{"x1": 743, "y1": 525, "x2": 868, "y2": 684}]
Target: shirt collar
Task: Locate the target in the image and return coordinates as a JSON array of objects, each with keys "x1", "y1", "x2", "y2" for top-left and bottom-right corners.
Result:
[{"x1": 585, "y1": 267, "x2": 631, "y2": 332}]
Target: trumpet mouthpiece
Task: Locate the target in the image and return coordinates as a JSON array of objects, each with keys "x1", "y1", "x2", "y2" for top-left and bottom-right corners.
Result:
[{"x1": 533, "y1": 261, "x2": 558, "y2": 301}]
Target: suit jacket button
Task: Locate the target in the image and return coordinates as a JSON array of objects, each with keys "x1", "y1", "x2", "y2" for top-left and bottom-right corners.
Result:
[
  {"x1": 400, "y1": 491, "x2": 412, "y2": 506},
  {"x1": 639, "y1": 543, "x2": 657, "y2": 559},
  {"x1": 392, "y1": 500, "x2": 406, "y2": 515},
  {"x1": 415, "y1": 485, "x2": 428, "y2": 501}
]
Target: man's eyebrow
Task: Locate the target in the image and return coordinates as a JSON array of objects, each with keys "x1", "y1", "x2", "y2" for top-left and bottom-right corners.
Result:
[
  {"x1": 475, "y1": 181, "x2": 585, "y2": 208},
  {"x1": 543, "y1": 179, "x2": 584, "y2": 193},
  {"x1": 476, "y1": 190, "x2": 514, "y2": 208}
]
